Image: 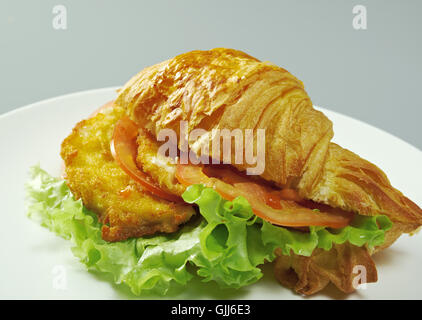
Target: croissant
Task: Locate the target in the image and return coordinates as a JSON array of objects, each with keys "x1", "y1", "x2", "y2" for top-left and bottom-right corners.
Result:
[{"x1": 113, "y1": 48, "x2": 422, "y2": 294}]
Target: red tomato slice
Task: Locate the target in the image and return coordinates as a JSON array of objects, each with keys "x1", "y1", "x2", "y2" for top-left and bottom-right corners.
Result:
[
  {"x1": 233, "y1": 182, "x2": 268, "y2": 203},
  {"x1": 175, "y1": 164, "x2": 353, "y2": 228},
  {"x1": 265, "y1": 189, "x2": 304, "y2": 209},
  {"x1": 111, "y1": 116, "x2": 181, "y2": 202}
]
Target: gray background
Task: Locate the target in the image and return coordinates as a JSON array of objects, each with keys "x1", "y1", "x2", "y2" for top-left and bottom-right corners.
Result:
[{"x1": 1, "y1": 0, "x2": 421, "y2": 150}]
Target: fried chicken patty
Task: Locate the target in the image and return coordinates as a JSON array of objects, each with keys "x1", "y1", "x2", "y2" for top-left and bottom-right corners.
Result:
[
  {"x1": 61, "y1": 104, "x2": 195, "y2": 242},
  {"x1": 136, "y1": 130, "x2": 186, "y2": 196}
]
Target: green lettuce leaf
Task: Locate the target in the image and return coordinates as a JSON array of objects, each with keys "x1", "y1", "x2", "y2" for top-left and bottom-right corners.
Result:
[{"x1": 26, "y1": 166, "x2": 392, "y2": 296}]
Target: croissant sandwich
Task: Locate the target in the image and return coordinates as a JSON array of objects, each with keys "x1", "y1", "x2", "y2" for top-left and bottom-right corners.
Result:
[{"x1": 27, "y1": 48, "x2": 422, "y2": 296}]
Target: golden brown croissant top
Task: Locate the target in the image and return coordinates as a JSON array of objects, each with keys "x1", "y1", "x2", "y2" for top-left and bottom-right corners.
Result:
[{"x1": 115, "y1": 48, "x2": 422, "y2": 228}]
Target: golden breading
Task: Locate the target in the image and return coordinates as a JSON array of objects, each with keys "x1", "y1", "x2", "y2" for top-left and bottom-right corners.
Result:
[
  {"x1": 136, "y1": 129, "x2": 186, "y2": 197},
  {"x1": 60, "y1": 105, "x2": 195, "y2": 242}
]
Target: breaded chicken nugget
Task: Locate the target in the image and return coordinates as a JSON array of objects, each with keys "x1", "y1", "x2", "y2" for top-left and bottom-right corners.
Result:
[{"x1": 61, "y1": 104, "x2": 195, "y2": 242}]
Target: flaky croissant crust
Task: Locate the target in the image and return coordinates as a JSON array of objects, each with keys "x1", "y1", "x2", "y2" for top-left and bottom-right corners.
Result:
[{"x1": 115, "y1": 48, "x2": 422, "y2": 294}]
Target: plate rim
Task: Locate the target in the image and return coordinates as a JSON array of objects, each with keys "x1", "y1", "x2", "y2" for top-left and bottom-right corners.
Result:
[{"x1": 0, "y1": 86, "x2": 120, "y2": 121}]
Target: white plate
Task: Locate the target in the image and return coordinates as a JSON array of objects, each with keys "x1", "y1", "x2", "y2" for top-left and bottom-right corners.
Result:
[{"x1": 0, "y1": 88, "x2": 421, "y2": 300}]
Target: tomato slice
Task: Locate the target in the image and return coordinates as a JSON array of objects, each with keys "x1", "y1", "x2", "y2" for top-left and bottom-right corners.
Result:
[
  {"x1": 233, "y1": 182, "x2": 268, "y2": 203},
  {"x1": 111, "y1": 116, "x2": 181, "y2": 202},
  {"x1": 175, "y1": 164, "x2": 353, "y2": 228}
]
